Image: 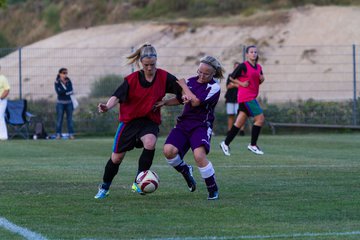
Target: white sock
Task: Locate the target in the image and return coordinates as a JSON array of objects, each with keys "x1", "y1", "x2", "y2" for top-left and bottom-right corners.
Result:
[
  {"x1": 198, "y1": 161, "x2": 215, "y2": 179},
  {"x1": 166, "y1": 154, "x2": 184, "y2": 167}
]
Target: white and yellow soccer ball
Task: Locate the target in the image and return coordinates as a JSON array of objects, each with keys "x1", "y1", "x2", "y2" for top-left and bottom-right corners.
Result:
[{"x1": 136, "y1": 170, "x2": 160, "y2": 194}]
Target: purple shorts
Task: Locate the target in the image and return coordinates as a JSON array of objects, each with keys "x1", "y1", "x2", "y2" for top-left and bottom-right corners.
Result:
[{"x1": 165, "y1": 126, "x2": 212, "y2": 159}]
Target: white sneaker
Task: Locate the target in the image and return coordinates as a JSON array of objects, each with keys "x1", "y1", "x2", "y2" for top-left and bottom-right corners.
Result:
[
  {"x1": 220, "y1": 141, "x2": 231, "y2": 156},
  {"x1": 247, "y1": 144, "x2": 264, "y2": 155}
]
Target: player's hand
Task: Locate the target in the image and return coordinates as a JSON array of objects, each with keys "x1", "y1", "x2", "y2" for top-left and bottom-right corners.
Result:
[
  {"x1": 98, "y1": 103, "x2": 108, "y2": 113},
  {"x1": 182, "y1": 95, "x2": 192, "y2": 104},
  {"x1": 152, "y1": 101, "x2": 165, "y2": 111},
  {"x1": 242, "y1": 80, "x2": 250, "y2": 87},
  {"x1": 229, "y1": 77, "x2": 241, "y2": 86}
]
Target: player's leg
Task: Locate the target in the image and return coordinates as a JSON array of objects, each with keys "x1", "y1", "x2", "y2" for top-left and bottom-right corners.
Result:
[
  {"x1": 130, "y1": 119, "x2": 159, "y2": 193},
  {"x1": 164, "y1": 128, "x2": 196, "y2": 192},
  {"x1": 226, "y1": 102, "x2": 236, "y2": 132},
  {"x1": 220, "y1": 106, "x2": 247, "y2": 156},
  {"x1": 95, "y1": 121, "x2": 133, "y2": 199},
  {"x1": 190, "y1": 127, "x2": 218, "y2": 200},
  {"x1": 246, "y1": 100, "x2": 265, "y2": 155},
  {"x1": 136, "y1": 119, "x2": 159, "y2": 176},
  {"x1": 95, "y1": 152, "x2": 125, "y2": 199}
]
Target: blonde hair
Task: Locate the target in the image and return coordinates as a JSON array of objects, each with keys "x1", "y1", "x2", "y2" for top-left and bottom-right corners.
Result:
[
  {"x1": 126, "y1": 43, "x2": 157, "y2": 68},
  {"x1": 200, "y1": 55, "x2": 225, "y2": 79}
]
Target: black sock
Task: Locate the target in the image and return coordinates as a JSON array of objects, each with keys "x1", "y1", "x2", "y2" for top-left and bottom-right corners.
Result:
[
  {"x1": 225, "y1": 125, "x2": 240, "y2": 146},
  {"x1": 102, "y1": 158, "x2": 120, "y2": 190},
  {"x1": 174, "y1": 161, "x2": 188, "y2": 175},
  {"x1": 136, "y1": 149, "x2": 155, "y2": 179},
  {"x1": 251, "y1": 125, "x2": 262, "y2": 146},
  {"x1": 205, "y1": 174, "x2": 218, "y2": 193}
]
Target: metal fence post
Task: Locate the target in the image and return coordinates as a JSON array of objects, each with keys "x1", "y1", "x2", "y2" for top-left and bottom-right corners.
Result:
[
  {"x1": 352, "y1": 44, "x2": 357, "y2": 125},
  {"x1": 131, "y1": 46, "x2": 135, "y2": 73},
  {"x1": 242, "y1": 45, "x2": 246, "y2": 62},
  {"x1": 18, "y1": 47, "x2": 22, "y2": 100}
]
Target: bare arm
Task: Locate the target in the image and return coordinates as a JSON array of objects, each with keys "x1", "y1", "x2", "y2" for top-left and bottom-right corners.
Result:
[
  {"x1": 0, "y1": 89, "x2": 9, "y2": 100},
  {"x1": 230, "y1": 77, "x2": 249, "y2": 88},
  {"x1": 227, "y1": 82, "x2": 237, "y2": 89},
  {"x1": 177, "y1": 78, "x2": 200, "y2": 107},
  {"x1": 98, "y1": 96, "x2": 119, "y2": 113},
  {"x1": 260, "y1": 74, "x2": 265, "y2": 84},
  {"x1": 153, "y1": 97, "x2": 181, "y2": 111}
]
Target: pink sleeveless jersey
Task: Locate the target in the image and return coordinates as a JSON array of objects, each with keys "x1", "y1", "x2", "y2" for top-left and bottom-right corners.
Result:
[{"x1": 237, "y1": 61, "x2": 262, "y2": 103}]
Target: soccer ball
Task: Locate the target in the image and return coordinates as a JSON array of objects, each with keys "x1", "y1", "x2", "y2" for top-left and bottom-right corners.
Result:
[{"x1": 136, "y1": 170, "x2": 160, "y2": 194}]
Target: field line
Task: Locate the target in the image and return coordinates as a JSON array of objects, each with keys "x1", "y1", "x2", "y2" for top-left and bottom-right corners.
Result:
[
  {"x1": 0, "y1": 217, "x2": 48, "y2": 240},
  {"x1": 148, "y1": 164, "x2": 359, "y2": 169},
  {"x1": 147, "y1": 231, "x2": 360, "y2": 239}
]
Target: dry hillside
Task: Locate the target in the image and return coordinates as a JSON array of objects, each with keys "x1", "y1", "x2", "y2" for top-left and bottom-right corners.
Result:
[{"x1": 1, "y1": 5, "x2": 360, "y2": 102}]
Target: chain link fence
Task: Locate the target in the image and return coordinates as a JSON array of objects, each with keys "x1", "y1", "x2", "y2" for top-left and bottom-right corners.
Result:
[{"x1": 0, "y1": 44, "x2": 359, "y2": 136}]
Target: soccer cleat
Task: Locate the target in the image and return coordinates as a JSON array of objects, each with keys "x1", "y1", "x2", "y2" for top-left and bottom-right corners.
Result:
[
  {"x1": 94, "y1": 187, "x2": 109, "y2": 199},
  {"x1": 247, "y1": 144, "x2": 264, "y2": 155},
  {"x1": 183, "y1": 165, "x2": 196, "y2": 192},
  {"x1": 131, "y1": 182, "x2": 145, "y2": 195},
  {"x1": 220, "y1": 141, "x2": 231, "y2": 156},
  {"x1": 207, "y1": 191, "x2": 219, "y2": 200}
]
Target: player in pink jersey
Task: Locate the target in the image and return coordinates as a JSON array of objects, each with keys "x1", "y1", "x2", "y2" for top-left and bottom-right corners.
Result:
[{"x1": 220, "y1": 45, "x2": 265, "y2": 156}]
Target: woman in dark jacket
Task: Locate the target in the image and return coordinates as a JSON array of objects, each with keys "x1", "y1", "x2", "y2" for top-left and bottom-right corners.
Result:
[{"x1": 54, "y1": 68, "x2": 75, "y2": 140}]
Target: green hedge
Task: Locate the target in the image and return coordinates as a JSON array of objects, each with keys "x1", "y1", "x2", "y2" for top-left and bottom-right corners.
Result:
[{"x1": 26, "y1": 97, "x2": 360, "y2": 137}]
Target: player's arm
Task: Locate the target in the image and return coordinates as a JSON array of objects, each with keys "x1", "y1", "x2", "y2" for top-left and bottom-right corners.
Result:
[
  {"x1": 0, "y1": 89, "x2": 9, "y2": 100},
  {"x1": 226, "y1": 75, "x2": 237, "y2": 89},
  {"x1": 260, "y1": 70, "x2": 265, "y2": 84},
  {"x1": 165, "y1": 72, "x2": 183, "y2": 103},
  {"x1": 230, "y1": 63, "x2": 249, "y2": 87},
  {"x1": 230, "y1": 76, "x2": 249, "y2": 87},
  {"x1": 98, "y1": 96, "x2": 118, "y2": 113},
  {"x1": 177, "y1": 78, "x2": 201, "y2": 107},
  {"x1": 98, "y1": 79, "x2": 129, "y2": 113},
  {"x1": 153, "y1": 97, "x2": 180, "y2": 110}
]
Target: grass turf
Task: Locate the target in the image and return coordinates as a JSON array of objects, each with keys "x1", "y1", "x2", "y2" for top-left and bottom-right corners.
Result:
[{"x1": 0, "y1": 134, "x2": 359, "y2": 239}]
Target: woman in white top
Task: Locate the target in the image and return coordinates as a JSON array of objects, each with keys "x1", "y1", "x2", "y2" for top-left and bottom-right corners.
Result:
[{"x1": 0, "y1": 65, "x2": 10, "y2": 140}]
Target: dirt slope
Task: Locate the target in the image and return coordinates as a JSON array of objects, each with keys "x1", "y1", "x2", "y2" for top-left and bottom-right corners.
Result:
[{"x1": 1, "y1": 6, "x2": 359, "y2": 102}]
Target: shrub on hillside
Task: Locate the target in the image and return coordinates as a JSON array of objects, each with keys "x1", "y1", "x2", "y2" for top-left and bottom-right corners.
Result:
[{"x1": 90, "y1": 74, "x2": 124, "y2": 98}]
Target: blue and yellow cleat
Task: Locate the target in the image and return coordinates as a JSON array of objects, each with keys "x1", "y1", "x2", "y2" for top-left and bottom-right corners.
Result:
[
  {"x1": 131, "y1": 182, "x2": 145, "y2": 195},
  {"x1": 94, "y1": 187, "x2": 109, "y2": 199}
]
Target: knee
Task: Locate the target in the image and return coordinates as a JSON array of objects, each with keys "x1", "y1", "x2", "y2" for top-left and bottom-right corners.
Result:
[
  {"x1": 193, "y1": 151, "x2": 208, "y2": 167},
  {"x1": 111, "y1": 153, "x2": 123, "y2": 164},
  {"x1": 142, "y1": 140, "x2": 155, "y2": 150},
  {"x1": 255, "y1": 115, "x2": 265, "y2": 126},
  {"x1": 163, "y1": 144, "x2": 178, "y2": 159}
]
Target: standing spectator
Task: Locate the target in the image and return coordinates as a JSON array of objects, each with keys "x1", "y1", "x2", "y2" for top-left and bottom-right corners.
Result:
[
  {"x1": 94, "y1": 43, "x2": 183, "y2": 199},
  {"x1": 220, "y1": 45, "x2": 265, "y2": 156},
  {"x1": 54, "y1": 68, "x2": 75, "y2": 140},
  {"x1": 0, "y1": 65, "x2": 10, "y2": 140},
  {"x1": 157, "y1": 56, "x2": 224, "y2": 200},
  {"x1": 225, "y1": 61, "x2": 245, "y2": 135}
]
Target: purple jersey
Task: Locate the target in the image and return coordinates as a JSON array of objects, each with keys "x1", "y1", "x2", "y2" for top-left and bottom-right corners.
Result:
[{"x1": 176, "y1": 76, "x2": 220, "y2": 130}]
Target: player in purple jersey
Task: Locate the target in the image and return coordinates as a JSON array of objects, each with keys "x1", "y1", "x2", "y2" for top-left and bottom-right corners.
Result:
[{"x1": 155, "y1": 56, "x2": 225, "y2": 200}]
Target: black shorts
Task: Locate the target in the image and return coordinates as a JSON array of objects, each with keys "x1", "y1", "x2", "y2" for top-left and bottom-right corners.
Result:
[
  {"x1": 112, "y1": 117, "x2": 159, "y2": 153},
  {"x1": 238, "y1": 99, "x2": 263, "y2": 117}
]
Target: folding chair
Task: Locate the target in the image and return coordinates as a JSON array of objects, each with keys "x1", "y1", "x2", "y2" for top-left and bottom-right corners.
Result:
[{"x1": 5, "y1": 99, "x2": 34, "y2": 139}]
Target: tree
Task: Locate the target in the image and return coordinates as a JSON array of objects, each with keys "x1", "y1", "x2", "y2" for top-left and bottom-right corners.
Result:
[{"x1": 0, "y1": 0, "x2": 6, "y2": 8}]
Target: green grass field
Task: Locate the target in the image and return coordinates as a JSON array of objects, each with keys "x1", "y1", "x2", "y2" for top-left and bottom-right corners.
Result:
[{"x1": 0, "y1": 134, "x2": 359, "y2": 240}]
